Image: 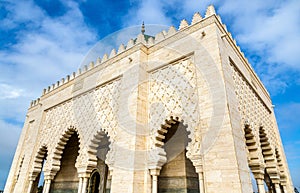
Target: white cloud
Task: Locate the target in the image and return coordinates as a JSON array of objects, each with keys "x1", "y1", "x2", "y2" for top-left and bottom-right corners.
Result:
[
  {"x1": 123, "y1": 0, "x2": 172, "y2": 26},
  {"x1": 0, "y1": 0, "x2": 97, "y2": 123},
  {"x1": 126, "y1": 0, "x2": 300, "y2": 95},
  {"x1": 0, "y1": 84, "x2": 24, "y2": 99}
]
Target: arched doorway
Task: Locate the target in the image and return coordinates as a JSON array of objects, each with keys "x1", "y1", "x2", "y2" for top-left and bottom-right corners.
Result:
[
  {"x1": 30, "y1": 146, "x2": 47, "y2": 193},
  {"x1": 50, "y1": 132, "x2": 80, "y2": 192},
  {"x1": 88, "y1": 132, "x2": 110, "y2": 193},
  {"x1": 89, "y1": 170, "x2": 101, "y2": 193},
  {"x1": 158, "y1": 120, "x2": 200, "y2": 193}
]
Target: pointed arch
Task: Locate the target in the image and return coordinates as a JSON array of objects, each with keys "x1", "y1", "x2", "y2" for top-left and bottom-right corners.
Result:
[
  {"x1": 275, "y1": 147, "x2": 287, "y2": 184},
  {"x1": 154, "y1": 116, "x2": 186, "y2": 147},
  {"x1": 86, "y1": 129, "x2": 111, "y2": 171},
  {"x1": 29, "y1": 145, "x2": 48, "y2": 180},
  {"x1": 154, "y1": 116, "x2": 199, "y2": 193},
  {"x1": 244, "y1": 123, "x2": 265, "y2": 176},
  {"x1": 259, "y1": 127, "x2": 280, "y2": 184},
  {"x1": 50, "y1": 126, "x2": 81, "y2": 175}
]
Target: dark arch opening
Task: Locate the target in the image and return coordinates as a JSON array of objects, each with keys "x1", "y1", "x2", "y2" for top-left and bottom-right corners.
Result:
[
  {"x1": 31, "y1": 147, "x2": 47, "y2": 193},
  {"x1": 158, "y1": 120, "x2": 199, "y2": 193},
  {"x1": 89, "y1": 170, "x2": 101, "y2": 193},
  {"x1": 50, "y1": 132, "x2": 80, "y2": 193},
  {"x1": 88, "y1": 132, "x2": 110, "y2": 193}
]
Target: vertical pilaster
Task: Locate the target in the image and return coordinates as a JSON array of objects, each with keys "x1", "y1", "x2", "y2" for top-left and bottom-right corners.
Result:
[
  {"x1": 42, "y1": 179, "x2": 51, "y2": 193},
  {"x1": 150, "y1": 169, "x2": 160, "y2": 193},
  {"x1": 26, "y1": 180, "x2": 34, "y2": 193},
  {"x1": 198, "y1": 171, "x2": 205, "y2": 193},
  {"x1": 187, "y1": 154, "x2": 205, "y2": 193},
  {"x1": 256, "y1": 179, "x2": 266, "y2": 193},
  {"x1": 81, "y1": 177, "x2": 89, "y2": 193},
  {"x1": 282, "y1": 185, "x2": 287, "y2": 193},
  {"x1": 274, "y1": 183, "x2": 282, "y2": 193},
  {"x1": 78, "y1": 177, "x2": 83, "y2": 193}
]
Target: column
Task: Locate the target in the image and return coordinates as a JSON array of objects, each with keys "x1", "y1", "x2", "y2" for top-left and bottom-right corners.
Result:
[
  {"x1": 42, "y1": 179, "x2": 52, "y2": 193},
  {"x1": 274, "y1": 183, "x2": 282, "y2": 193},
  {"x1": 150, "y1": 169, "x2": 160, "y2": 193},
  {"x1": 77, "y1": 171, "x2": 91, "y2": 193},
  {"x1": 256, "y1": 178, "x2": 266, "y2": 193},
  {"x1": 81, "y1": 177, "x2": 89, "y2": 193},
  {"x1": 77, "y1": 177, "x2": 83, "y2": 193},
  {"x1": 282, "y1": 185, "x2": 287, "y2": 193},
  {"x1": 198, "y1": 171, "x2": 205, "y2": 193},
  {"x1": 27, "y1": 180, "x2": 34, "y2": 193},
  {"x1": 188, "y1": 155, "x2": 205, "y2": 193}
]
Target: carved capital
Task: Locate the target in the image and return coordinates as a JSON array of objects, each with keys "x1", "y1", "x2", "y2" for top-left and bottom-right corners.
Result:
[{"x1": 148, "y1": 147, "x2": 167, "y2": 169}]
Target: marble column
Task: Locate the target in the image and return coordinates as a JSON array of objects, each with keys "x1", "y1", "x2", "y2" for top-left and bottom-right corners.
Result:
[
  {"x1": 77, "y1": 177, "x2": 83, "y2": 193},
  {"x1": 81, "y1": 177, "x2": 89, "y2": 193},
  {"x1": 150, "y1": 168, "x2": 160, "y2": 193},
  {"x1": 274, "y1": 183, "x2": 282, "y2": 193},
  {"x1": 27, "y1": 180, "x2": 34, "y2": 193},
  {"x1": 256, "y1": 178, "x2": 266, "y2": 193},
  {"x1": 282, "y1": 185, "x2": 287, "y2": 193},
  {"x1": 188, "y1": 154, "x2": 205, "y2": 193},
  {"x1": 42, "y1": 179, "x2": 52, "y2": 193},
  {"x1": 198, "y1": 171, "x2": 205, "y2": 193}
]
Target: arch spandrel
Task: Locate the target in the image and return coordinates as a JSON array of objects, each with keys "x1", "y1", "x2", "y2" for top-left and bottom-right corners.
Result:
[
  {"x1": 44, "y1": 126, "x2": 82, "y2": 178},
  {"x1": 76, "y1": 129, "x2": 113, "y2": 174},
  {"x1": 148, "y1": 59, "x2": 204, "y2": 151}
]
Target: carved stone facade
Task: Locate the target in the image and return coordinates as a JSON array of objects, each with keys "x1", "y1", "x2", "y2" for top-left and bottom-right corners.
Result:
[{"x1": 4, "y1": 5, "x2": 293, "y2": 193}]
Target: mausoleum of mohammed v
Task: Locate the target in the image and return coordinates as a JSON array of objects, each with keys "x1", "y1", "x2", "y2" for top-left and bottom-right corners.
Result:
[{"x1": 4, "y1": 5, "x2": 293, "y2": 193}]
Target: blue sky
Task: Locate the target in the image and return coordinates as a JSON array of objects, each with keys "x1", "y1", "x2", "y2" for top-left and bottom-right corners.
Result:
[{"x1": 0, "y1": 0, "x2": 299, "y2": 190}]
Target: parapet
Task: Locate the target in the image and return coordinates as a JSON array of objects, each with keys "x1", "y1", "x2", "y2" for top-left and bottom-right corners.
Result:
[{"x1": 29, "y1": 5, "x2": 251, "y2": 108}]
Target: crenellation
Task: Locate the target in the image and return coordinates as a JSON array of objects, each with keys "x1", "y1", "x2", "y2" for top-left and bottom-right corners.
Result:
[
  {"x1": 83, "y1": 65, "x2": 88, "y2": 72},
  {"x1": 205, "y1": 5, "x2": 216, "y2": 17},
  {"x1": 109, "y1": 49, "x2": 117, "y2": 58},
  {"x1": 136, "y1": 33, "x2": 146, "y2": 44},
  {"x1": 89, "y1": 61, "x2": 94, "y2": 69},
  {"x1": 102, "y1": 53, "x2": 108, "y2": 62},
  {"x1": 179, "y1": 19, "x2": 189, "y2": 30},
  {"x1": 154, "y1": 31, "x2": 165, "y2": 42},
  {"x1": 192, "y1": 12, "x2": 202, "y2": 25},
  {"x1": 118, "y1": 44, "x2": 126, "y2": 54},
  {"x1": 71, "y1": 72, "x2": 76, "y2": 79},
  {"x1": 96, "y1": 57, "x2": 101, "y2": 65},
  {"x1": 126, "y1": 38, "x2": 135, "y2": 49},
  {"x1": 147, "y1": 36, "x2": 155, "y2": 45},
  {"x1": 166, "y1": 26, "x2": 177, "y2": 37},
  {"x1": 77, "y1": 68, "x2": 82, "y2": 76},
  {"x1": 162, "y1": 30, "x2": 167, "y2": 36}
]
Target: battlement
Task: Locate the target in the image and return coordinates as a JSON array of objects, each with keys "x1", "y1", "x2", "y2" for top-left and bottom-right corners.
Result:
[{"x1": 29, "y1": 5, "x2": 257, "y2": 108}]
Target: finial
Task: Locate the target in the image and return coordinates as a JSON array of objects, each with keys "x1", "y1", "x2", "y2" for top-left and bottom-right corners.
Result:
[{"x1": 141, "y1": 21, "x2": 145, "y2": 34}]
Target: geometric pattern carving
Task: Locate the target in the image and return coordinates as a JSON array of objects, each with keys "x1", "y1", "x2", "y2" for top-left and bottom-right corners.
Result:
[
  {"x1": 149, "y1": 59, "x2": 198, "y2": 150},
  {"x1": 230, "y1": 62, "x2": 276, "y2": 148},
  {"x1": 38, "y1": 79, "x2": 120, "y2": 176},
  {"x1": 230, "y1": 62, "x2": 281, "y2": 161}
]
